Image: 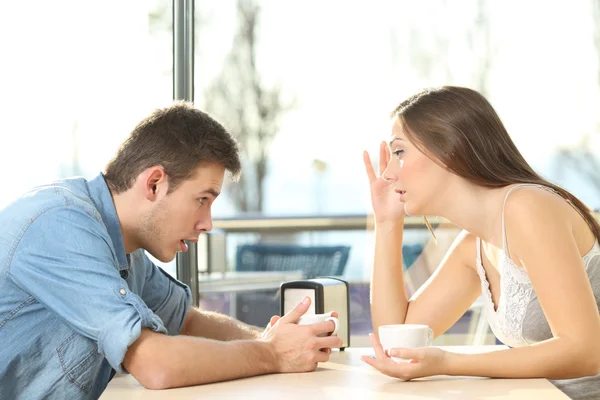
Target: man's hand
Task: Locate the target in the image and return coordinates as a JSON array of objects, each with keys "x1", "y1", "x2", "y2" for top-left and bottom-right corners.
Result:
[
  {"x1": 261, "y1": 297, "x2": 343, "y2": 373},
  {"x1": 123, "y1": 297, "x2": 343, "y2": 388}
]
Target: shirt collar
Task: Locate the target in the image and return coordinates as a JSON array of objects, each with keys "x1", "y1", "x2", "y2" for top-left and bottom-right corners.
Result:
[{"x1": 86, "y1": 173, "x2": 129, "y2": 272}]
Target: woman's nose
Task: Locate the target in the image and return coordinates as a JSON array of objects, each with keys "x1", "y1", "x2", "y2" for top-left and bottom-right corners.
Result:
[{"x1": 381, "y1": 161, "x2": 397, "y2": 182}]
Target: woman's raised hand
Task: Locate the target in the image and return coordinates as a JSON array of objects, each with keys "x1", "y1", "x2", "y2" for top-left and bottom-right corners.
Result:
[{"x1": 363, "y1": 141, "x2": 406, "y2": 223}]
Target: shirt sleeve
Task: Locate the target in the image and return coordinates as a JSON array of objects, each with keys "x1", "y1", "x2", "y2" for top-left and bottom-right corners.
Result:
[
  {"x1": 8, "y1": 206, "x2": 167, "y2": 374},
  {"x1": 137, "y1": 252, "x2": 192, "y2": 335}
]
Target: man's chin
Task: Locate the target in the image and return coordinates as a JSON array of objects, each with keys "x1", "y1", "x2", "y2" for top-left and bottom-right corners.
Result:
[{"x1": 152, "y1": 251, "x2": 177, "y2": 263}]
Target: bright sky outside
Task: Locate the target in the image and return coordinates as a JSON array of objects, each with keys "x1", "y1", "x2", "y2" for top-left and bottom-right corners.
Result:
[{"x1": 0, "y1": 0, "x2": 598, "y2": 216}]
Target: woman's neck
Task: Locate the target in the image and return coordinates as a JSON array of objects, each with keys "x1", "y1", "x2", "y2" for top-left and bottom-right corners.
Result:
[{"x1": 431, "y1": 181, "x2": 512, "y2": 248}]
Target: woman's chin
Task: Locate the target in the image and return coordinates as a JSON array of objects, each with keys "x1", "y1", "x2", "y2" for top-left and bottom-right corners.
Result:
[
  {"x1": 404, "y1": 205, "x2": 430, "y2": 218},
  {"x1": 404, "y1": 203, "x2": 420, "y2": 217}
]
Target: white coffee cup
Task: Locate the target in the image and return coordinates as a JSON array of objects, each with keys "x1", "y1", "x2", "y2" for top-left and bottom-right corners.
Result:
[
  {"x1": 378, "y1": 324, "x2": 434, "y2": 363},
  {"x1": 297, "y1": 313, "x2": 339, "y2": 337}
]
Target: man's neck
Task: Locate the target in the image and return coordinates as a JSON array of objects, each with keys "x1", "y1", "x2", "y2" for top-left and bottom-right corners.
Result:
[{"x1": 111, "y1": 190, "x2": 140, "y2": 254}]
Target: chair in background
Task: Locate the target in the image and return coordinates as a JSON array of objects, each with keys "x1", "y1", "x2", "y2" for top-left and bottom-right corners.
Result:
[
  {"x1": 401, "y1": 243, "x2": 429, "y2": 296},
  {"x1": 234, "y1": 244, "x2": 351, "y2": 326},
  {"x1": 402, "y1": 243, "x2": 424, "y2": 271},
  {"x1": 236, "y1": 244, "x2": 350, "y2": 278}
]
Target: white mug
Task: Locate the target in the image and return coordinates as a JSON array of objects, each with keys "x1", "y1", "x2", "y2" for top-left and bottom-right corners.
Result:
[
  {"x1": 378, "y1": 324, "x2": 434, "y2": 363},
  {"x1": 297, "y1": 313, "x2": 339, "y2": 337}
]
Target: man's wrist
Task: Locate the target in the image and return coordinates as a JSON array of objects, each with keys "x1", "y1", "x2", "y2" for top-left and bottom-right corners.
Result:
[
  {"x1": 253, "y1": 326, "x2": 264, "y2": 340},
  {"x1": 253, "y1": 340, "x2": 280, "y2": 374}
]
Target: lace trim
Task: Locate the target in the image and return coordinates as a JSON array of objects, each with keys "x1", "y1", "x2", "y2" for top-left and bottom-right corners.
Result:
[
  {"x1": 476, "y1": 238, "x2": 532, "y2": 347},
  {"x1": 476, "y1": 239, "x2": 600, "y2": 348}
]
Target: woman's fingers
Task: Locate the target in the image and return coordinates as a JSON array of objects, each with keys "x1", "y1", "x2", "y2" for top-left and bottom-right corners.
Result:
[
  {"x1": 378, "y1": 141, "x2": 388, "y2": 176},
  {"x1": 363, "y1": 151, "x2": 377, "y2": 184}
]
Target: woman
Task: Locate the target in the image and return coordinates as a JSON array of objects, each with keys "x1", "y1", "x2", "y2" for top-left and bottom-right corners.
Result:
[{"x1": 361, "y1": 86, "x2": 600, "y2": 399}]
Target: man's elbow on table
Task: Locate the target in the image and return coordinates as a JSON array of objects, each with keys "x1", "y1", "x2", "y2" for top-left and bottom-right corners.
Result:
[{"x1": 122, "y1": 329, "x2": 174, "y2": 390}]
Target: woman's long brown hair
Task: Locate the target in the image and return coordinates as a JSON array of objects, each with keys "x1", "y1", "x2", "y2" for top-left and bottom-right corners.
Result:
[{"x1": 391, "y1": 86, "x2": 600, "y2": 243}]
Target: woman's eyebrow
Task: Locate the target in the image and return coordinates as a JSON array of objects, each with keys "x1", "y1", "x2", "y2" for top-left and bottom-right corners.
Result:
[{"x1": 389, "y1": 137, "x2": 405, "y2": 146}]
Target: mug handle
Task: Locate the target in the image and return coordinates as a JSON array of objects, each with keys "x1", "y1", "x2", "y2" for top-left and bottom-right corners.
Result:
[
  {"x1": 325, "y1": 316, "x2": 339, "y2": 336},
  {"x1": 426, "y1": 327, "x2": 434, "y2": 346}
]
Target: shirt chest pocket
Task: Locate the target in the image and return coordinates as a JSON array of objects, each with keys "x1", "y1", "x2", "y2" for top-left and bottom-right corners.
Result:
[{"x1": 56, "y1": 331, "x2": 103, "y2": 394}]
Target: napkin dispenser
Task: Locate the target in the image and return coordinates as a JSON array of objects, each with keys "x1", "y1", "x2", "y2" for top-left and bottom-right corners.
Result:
[{"x1": 280, "y1": 277, "x2": 350, "y2": 350}]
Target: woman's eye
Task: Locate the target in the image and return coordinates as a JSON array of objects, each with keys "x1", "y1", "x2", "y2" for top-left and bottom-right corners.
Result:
[{"x1": 393, "y1": 149, "x2": 404, "y2": 157}]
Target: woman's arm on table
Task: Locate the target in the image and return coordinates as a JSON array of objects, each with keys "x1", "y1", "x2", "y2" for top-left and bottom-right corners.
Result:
[{"x1": 363, "y1": 191, "x2": 600, "y2": 380}]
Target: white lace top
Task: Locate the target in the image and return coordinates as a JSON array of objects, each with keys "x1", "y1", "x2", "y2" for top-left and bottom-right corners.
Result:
[{"x1": 475, "y1": 184, "x2": 600, "y2": 400}]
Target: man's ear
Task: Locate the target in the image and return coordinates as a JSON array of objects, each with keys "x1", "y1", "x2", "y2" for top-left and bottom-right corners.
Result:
[{"x1": 142, "y1": 166, "x2": 167, "y2": 200}]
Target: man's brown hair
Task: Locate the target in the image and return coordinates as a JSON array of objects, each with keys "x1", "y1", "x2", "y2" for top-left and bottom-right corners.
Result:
[{"x1": 104, "y1": 101, "x2": 241, "y2": 194}]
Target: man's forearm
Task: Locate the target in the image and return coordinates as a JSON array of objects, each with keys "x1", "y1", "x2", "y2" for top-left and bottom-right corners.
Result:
[
  {"x1": 181, "y1": 308, "x2": 262, "y2": 340},
  {"x1": 125, "y1": 329, "x2": 277, "y2": 389}
]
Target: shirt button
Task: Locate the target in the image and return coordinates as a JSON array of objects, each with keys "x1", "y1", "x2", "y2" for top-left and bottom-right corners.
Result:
[{"x1": 119, "y1": 289, "x2": 127, "y2": 295}]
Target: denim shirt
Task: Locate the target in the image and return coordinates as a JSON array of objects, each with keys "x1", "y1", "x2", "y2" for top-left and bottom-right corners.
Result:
[{"x1": 0, "y1": 173, "x2": 192, "y2": 399}]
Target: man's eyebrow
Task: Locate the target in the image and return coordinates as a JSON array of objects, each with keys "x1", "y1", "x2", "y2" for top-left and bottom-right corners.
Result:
[
  {"x1": 389, "y1": 137, "x2": 405, "y2": 146},
  {"x1": 200, "y1": 189, "x2": 221, "y2": 198}
]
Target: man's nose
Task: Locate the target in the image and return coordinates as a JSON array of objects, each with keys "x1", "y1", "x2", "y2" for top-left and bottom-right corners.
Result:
[{"x1": 195, "y1": 215, "x2": 213, "y2": 233}]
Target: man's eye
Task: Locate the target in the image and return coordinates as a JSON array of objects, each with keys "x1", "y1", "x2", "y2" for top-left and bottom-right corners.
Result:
[{"x1": 198, "y1": 197, "x2": 207, "y2": 205}]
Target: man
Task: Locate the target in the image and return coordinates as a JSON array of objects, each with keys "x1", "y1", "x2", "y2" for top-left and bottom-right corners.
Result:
[{"x1": 0, "y1": 102, "x2": 342, "y2": 399}]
